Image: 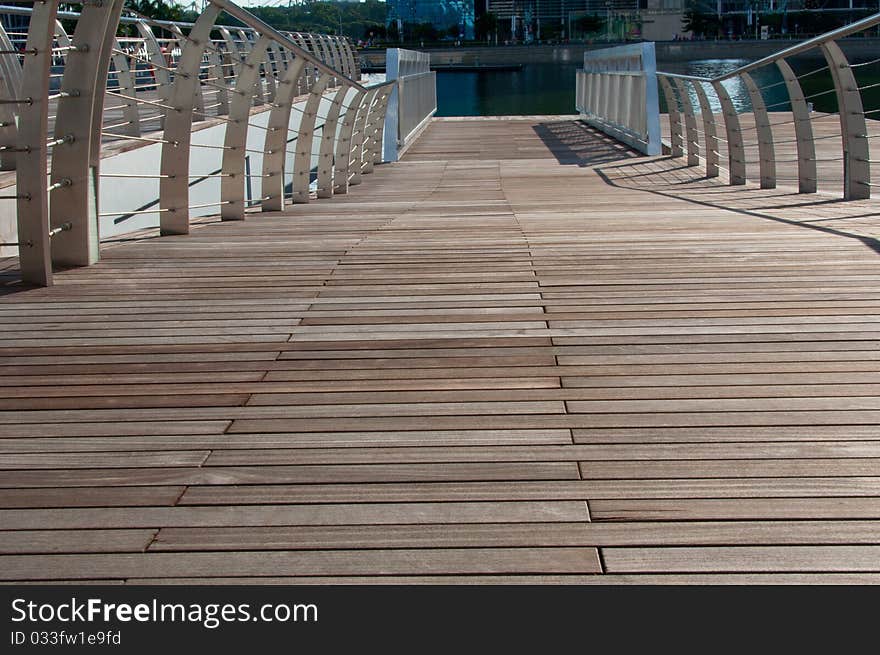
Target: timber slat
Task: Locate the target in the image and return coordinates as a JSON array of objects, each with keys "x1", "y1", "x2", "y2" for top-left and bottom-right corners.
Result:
[{"x1": 0, "y1": 117, "x2": 878, "y2": 582}]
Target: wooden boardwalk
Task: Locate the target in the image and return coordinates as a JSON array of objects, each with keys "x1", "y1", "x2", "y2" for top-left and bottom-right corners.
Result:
[{"x1": 2, "y1": 117, "x2": 880, "y2": 583}]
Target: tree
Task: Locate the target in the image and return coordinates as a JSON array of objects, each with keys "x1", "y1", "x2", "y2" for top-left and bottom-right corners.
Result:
[
  {"x1": 475, "y1": 11, "x2": 498, "y2": 41},
  {"x1": 682, "y1": 1, "x2": 720, "y2": 38},
  {"x1": 574, "y1": 14, "x2": 605, "y2": 35}
]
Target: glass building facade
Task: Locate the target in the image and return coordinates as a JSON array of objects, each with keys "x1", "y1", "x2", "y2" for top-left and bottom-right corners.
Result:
[{"x1": 387, "y1": 0, "x2": 476, "y2": 40}]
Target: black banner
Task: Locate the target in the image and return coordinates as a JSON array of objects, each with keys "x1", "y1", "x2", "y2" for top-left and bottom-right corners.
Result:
[{"x1": 0, "y1": 586, "x2": 874, "y2": 653}]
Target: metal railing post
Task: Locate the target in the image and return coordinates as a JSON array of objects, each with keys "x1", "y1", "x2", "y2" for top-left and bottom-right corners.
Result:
[
  {"x1": 50, "y1": 0, "x2": 126, "y2": 269},
  {"x1": 776, "y1": 58, "x2": 816, "y2": 194},
  {"x1": 691, "y1": 80, "x2": 719, "y2": 178},
  {"x1": 15, "y1": 0, "x2": 59, "y2": 286},
  {"x1": 220, "y1": 35, "x2": 270, "y2": 221},
  {"x1": 741, "y1": 71, "x2": 776, "y2": 189},
  {"x1": 348, "y1": 86, "x2": 380, "y2": 186},
  {"x1": 109, "y1": 39, "x2": 141, "y2": 137},
  {"x1": 672, "y1": 77, "x2": 699, "y2": 166},
  {"x1": 135, "y1": 21, "x2": 171, "y2": 127},
  {"x1": 206, "y1": 44, "x2": 230, "y2": 116},
  {"x1": 362, "y1": 87, "x2": 390, "y2": 172},
  {"x1": 711, "y1": 80, "x2": 746, "y2": 185},
  {"x1": 261, "y1": 57, "x2": 306, "y2": 212},
  {"x1": 658, "y1": 75, "x2": 683, "y2": 157},
  {"x1": 158, "y1": 4, "x2": 222, "y2": 235},
  {"x1": 821, "y1": 40, "x2": 870, "y2": 200},
  {"x1": 334, "y1": 87, "x2": 365, "y2": 195},
  {"x1": 316, "y1": 85, "x2": 350, "y2": 199},
  {"x1": 291, "y1": 72, "x2": 332, "y2": 203},
  {"x1": 0, "y1": 21, "x2": 22, "y2": 170}
]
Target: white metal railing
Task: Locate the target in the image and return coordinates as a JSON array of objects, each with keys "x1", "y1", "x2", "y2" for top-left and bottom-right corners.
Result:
[
  {"x1": 576, "y1": 42, "x2": 662, "y2": 156},
  {"x1": 655, "y1": 12, "x2": 880, "y2": 200},
  {"x1": 0, "y1": 0, "x2": 387, "y2": 286},
  {"x1": 383, "y1": 48, "x2": 437, "y2": 163}
]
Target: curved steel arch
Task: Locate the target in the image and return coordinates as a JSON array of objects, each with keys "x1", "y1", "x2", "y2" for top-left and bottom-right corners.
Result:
[
  {"x1": 776, "y1": 58, "x2": 816, "y2": 194},
  {"x1": 291, "y1": 72, "x2": 332, "y2": 204},
  {"x1": 15, "y1": 0, "x2": 60, "y2": 286},
  {"x1": 741, "y1": 71, "x2": 776, "y2": 190},
  {"x1": 672, "y1": 77, "x2": 699, "y2": 167},
  {"x1": 333, "y1": 87, "x2": 365, "y2": 195},
  {"x1": 821, "y1": 40, "x2": 870, "y2": 200},
  {"x1": 158, "y1": 4, "x2": 223, "y2": 235},
  {"x1": 316, "y1": 84, "x2": 352, "y2": 199},
  {"x1": 261, "y1": 56, "x2": 307, "y2": 212},
  {"x1": 691, "y1": 80, "x2": 719, "y2": 179},
  {"x1": 711, "y1": 80, "x2": 746, "y2": 186},
  {"x1": 50, "y1": 0, "x2": 127, "y2": 269},
  {"x1": 219, "y1": 35, "x2": 270, "y2": 221}
]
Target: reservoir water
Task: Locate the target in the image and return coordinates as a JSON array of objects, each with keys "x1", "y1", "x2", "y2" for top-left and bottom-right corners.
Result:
[{"x1": 435, "y1": 58, "x2": 880, "y2": 118}]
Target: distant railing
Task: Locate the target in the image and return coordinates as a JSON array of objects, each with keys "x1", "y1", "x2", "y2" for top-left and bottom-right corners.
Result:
[
  {"x1": 656, "y1": 12, "x2": 880, "y2": 200},
  {"x1": 0, "y1": 0, "x2": 390, "y2": 286},
  {"x1": 576, "y1": 42, "x2": 662, "y2": 156},
  {"x1": 383, "y1": 48, "x2": 437, "y2": 162}
]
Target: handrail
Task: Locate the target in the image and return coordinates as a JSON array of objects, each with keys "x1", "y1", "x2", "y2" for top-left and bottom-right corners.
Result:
[
  {"x1": 655, "y1": 12, "x2": 880, "y2": 201},
  {"x1": 712, "y1": 13, "x2": 880, "y2": 82},
  {"x1": 0, "y1": 0, "x2": 395, "y2": 287}
]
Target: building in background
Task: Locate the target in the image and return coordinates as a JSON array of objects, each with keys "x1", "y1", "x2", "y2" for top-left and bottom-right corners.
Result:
[
  {"x1": 486, "y1": 0, "x2": 879, "y2": 42},
  {"x1": 387, "y1": 0, "x2": 476, "y2": 40}
]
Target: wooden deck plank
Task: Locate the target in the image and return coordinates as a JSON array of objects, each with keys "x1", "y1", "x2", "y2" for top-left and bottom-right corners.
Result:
[
  {"x1": 148, "y1": 520, "x2": 880, "y2": 551},
  {"x1": 176, "y1": 478, "x2": 880, "y2": 505},
  {"x1": 0, "y1": 548, "x2": 603, "y2": 579},
  {"x1": 0, "y1": 501, "x2": 590, "y2": 530},
  {"x1": 0, "y1": 117, "x2": 878, "y2": 581},
  {"x1": 602, "y1": 546, "x2": 880, "y2": 573},
  {"x1": 0, "y1": 530, "x2": 156, "y2": 555}
]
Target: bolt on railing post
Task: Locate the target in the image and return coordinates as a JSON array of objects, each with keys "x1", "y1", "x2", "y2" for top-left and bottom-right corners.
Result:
[
  {"x1": 261, "y1": 57, "x2": 306, "y2": 212},
  {"x1": 776, "y1": 58, "x2": 817, "y2": 194},
  {"x1": 741, "y1": 71, "x2": 776, "y2": 189},
  {"x1": 220, "y1": 35, "x2": 270, "y2": 221},
  {"x1": 50, "y1": 0, "x2": 126, "y2": 269},
  {"x1": 711, "y1": 80, "x2": 746, "y2": 186},
  {"x1": 159, "y1": 4, "x2": 222, "y2": 235},
  {"x1": 691, "y1": 80, "x2": 719, "y2": 178},
  {"x1": 291, "y1": 72, "x2": 332, "y2": 204},
  {"x1": 316, "y1": 85, "x2": 350, "y2": 199},
  {"x1": 821, "y1": 40, "x2": 870, "y2": 200},
  {"x1": 658, "y1": 75, "x2": 683, "y2": 157},
  {"x1": 672, "y1": 78, "x2": 699, "y2": 167},
  {"x1": 15, "y1": 0, "x2": 59, "y2": 286}
]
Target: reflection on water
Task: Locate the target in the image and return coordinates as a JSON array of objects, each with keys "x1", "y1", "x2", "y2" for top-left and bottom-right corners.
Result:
[
  {"x1": 436, "y1": 64, "x2": 579, "y2": 116},
  {"x1": 660, "y1": 58, "x2": 787, "y2": 114},
  {"x1": 436, "y1": 58, "x2": 880, "y2": 118}
]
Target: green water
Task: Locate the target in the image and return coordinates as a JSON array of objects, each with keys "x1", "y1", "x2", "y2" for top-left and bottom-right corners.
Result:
[{"x1": 436, "y1": 59, "x2": 880, "y2": 117}]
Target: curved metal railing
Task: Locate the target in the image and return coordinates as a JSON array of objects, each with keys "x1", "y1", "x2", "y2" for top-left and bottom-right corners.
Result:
[
  {"x1": 656, "y1": 12, "x2": 880, "y2": 201},
  {"x1": 0, "y1": 0, "x2": 387, "y2": 286}
]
